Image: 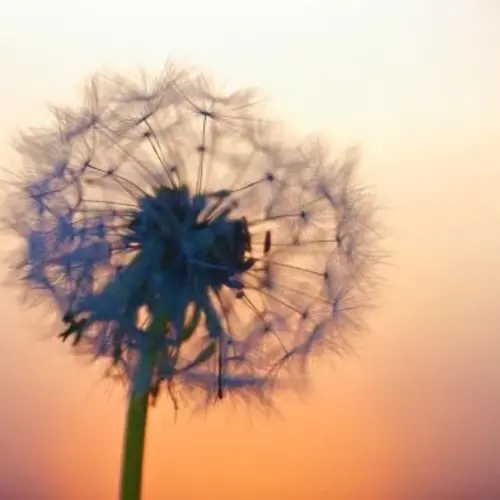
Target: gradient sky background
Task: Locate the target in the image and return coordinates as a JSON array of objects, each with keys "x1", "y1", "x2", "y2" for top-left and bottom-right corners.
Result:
[{"x1": 0, "y1": 1, "x2": 500, "y2": 499}]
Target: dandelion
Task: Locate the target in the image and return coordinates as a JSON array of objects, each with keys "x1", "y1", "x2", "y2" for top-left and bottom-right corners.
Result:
[{"x1": 3, "y1": 62, "x2": 381, "y2": 500}]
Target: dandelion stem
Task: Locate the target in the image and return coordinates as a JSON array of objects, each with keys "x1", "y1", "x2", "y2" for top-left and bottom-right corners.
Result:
[{"x1": 119, "y1": 345, "x2": 156, "y2": 500}]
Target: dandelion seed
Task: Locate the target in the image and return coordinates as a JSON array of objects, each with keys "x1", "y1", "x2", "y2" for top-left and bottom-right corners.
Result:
[{"x1": 4, "y1": 64, "x2": 380, "y2": 408}]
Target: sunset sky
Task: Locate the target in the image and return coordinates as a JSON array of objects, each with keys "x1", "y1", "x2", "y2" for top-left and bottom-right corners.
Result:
[{"x1": 0, "y1": 1, "x2": 499, "y2": 498}]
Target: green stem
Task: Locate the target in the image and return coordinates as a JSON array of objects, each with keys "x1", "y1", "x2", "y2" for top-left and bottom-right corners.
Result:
[{"x1": 120, "y1": 347, "x2": 156, "y2": 500}]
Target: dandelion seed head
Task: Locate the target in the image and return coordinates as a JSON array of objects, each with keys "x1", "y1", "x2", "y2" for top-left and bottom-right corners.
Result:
[{"x1": 3, "y1": 62, "x2": 381, "y2": 409}]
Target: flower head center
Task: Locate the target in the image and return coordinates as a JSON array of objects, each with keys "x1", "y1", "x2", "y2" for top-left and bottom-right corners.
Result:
[{"x1": 128, "y1": 185, "x2": 255, "y2": 290}]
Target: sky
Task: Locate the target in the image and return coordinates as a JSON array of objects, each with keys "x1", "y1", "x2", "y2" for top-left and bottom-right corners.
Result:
[{"x1": 0, "y1": 0, "x2": 500, "y2": 498}]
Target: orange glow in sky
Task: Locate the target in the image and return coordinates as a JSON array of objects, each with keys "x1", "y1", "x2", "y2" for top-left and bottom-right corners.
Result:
[{"x1": 0, "y1": 1, "x2": 499, "y2": 498}]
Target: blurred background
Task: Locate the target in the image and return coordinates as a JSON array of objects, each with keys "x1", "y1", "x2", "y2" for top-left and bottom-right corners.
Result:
[{"x1": 0, "y1": 0, "x2": 499, "y2": 498}]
